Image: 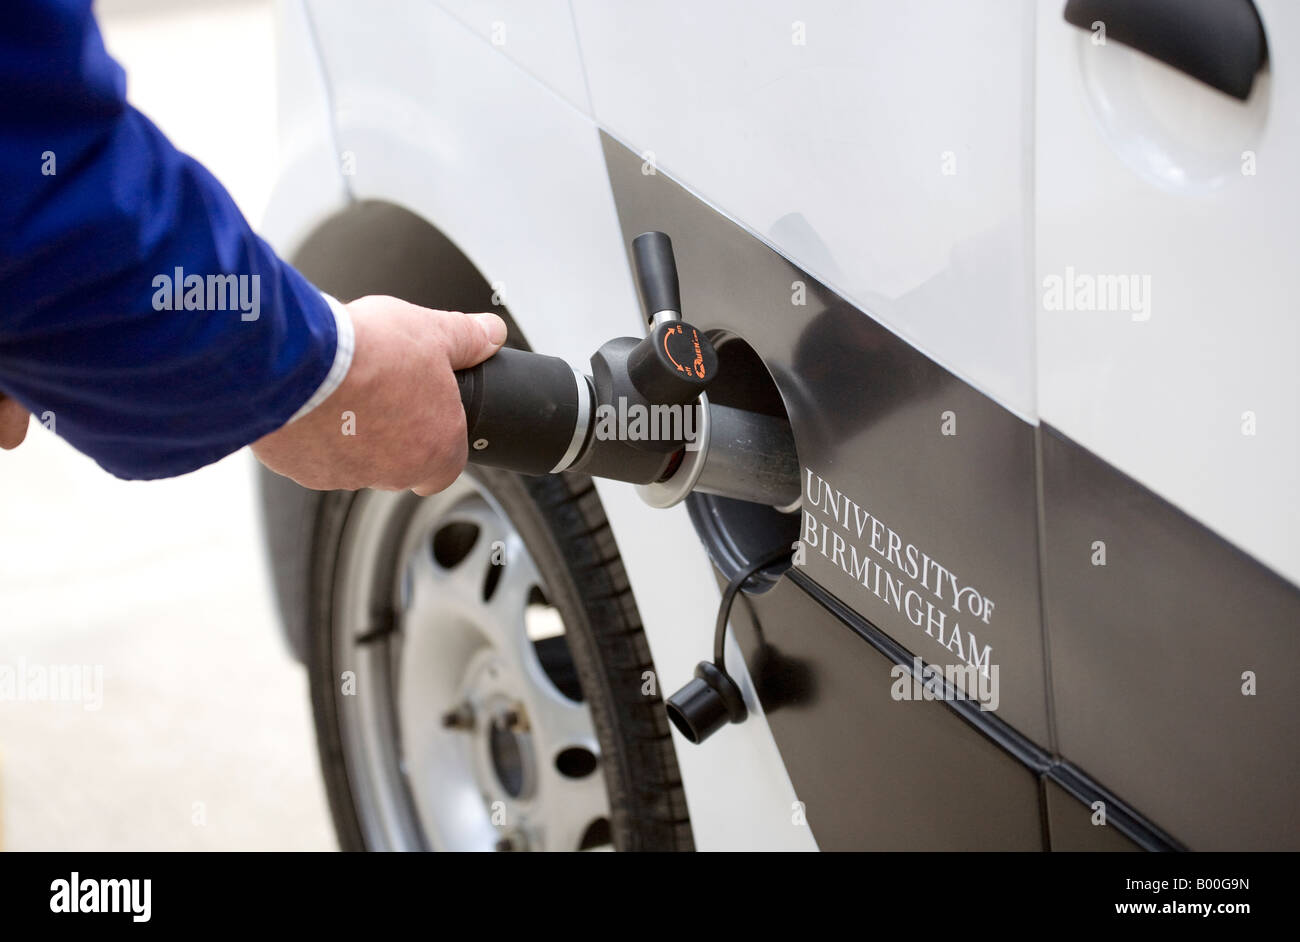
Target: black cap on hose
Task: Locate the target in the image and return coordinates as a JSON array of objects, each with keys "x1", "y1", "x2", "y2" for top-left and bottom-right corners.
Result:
[
  {"x1": 631, "y1": 231, "x2": 681, "y2": 322},
  {"x1": 665, "y1": 661, "x2": 748, "y2": 744}
]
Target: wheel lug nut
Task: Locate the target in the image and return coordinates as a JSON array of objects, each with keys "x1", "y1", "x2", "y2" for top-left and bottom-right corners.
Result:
[
  {"x1": 502, "y1": 707, "x2": 529, "y2": 732},
  {"x1": 441, "y1": 703, "x2": 475, "y2": 730}
]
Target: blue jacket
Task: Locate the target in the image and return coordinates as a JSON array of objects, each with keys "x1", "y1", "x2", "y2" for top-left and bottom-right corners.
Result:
[{"x1": 0, "y1": 0, "x2": 344, "y2": 479}]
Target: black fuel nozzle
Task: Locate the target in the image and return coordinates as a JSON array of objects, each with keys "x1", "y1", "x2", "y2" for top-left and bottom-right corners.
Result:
[
  {"x1": 452, "y1": 231, "x2": 798, "y2": 508},
  {"x1": 455, "y1": 231, "x2": 714, "y2": 478}
]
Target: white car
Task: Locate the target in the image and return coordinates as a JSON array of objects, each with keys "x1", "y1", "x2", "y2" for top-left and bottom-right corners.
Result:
[{"x1": 257, "y1": 0, "x2": 1298, "y2": 851}]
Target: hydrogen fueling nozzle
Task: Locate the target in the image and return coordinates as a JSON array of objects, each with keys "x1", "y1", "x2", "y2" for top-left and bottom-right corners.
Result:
[{"x1": 454, "y1": 232, "x2": 800, "y2": 510}]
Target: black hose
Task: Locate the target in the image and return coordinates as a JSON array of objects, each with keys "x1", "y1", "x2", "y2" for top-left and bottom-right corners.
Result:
[{"x1": 712, "y1": 547, "x2": 794, "y2": 669}]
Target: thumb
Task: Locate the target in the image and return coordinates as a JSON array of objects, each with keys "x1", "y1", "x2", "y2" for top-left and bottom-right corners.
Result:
[
  {"x1": 0, "y1": 395, "x2": 31, "y2": 450},
  {"x1": 439, "y1": 311, "x2": 508, "y2": 369}
]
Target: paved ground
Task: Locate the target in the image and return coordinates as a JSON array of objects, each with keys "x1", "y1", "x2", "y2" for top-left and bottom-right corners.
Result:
[{"x1": 0, "y1": 0, "x2": 335, "y2": 850}]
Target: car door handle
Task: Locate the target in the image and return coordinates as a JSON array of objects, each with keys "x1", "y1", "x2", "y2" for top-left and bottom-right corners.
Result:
[{"x1": 1064, "y1": 0, "x2": 1267, "y2": 100}]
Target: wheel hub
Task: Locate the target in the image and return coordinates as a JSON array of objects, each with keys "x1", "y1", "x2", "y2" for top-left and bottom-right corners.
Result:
[{"x1": 331, "y1": 477, "x2": 611, "y2": 851}]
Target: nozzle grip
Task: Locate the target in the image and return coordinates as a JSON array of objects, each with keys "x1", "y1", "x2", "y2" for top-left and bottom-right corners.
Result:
[{"x1": 456, "y1": 347, "x2": 584, "y2": 475}]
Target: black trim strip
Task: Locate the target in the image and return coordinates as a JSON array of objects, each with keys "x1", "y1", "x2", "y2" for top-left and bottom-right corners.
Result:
[
  {"x1": 1045, "y1": 761, "x2": 1184, "y2": 852},
  {"x1": 788, "y1": 568, "x2": 1183, "y2": 851},
  {"x1": 788, "y1": 568, "x2": 1050, "y2": 772}
]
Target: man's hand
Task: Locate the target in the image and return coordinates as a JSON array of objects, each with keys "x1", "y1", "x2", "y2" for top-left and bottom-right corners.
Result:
[
  {"x1": 253, "y1": 296, "x2": 506, "y2": 495},
  {"x1": 0, "y1": 394, "x2": 29, "y2": 449}
]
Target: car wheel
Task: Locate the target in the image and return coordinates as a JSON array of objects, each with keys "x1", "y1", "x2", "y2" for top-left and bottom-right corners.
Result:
[{"x1": 306, "y1": 466, "x2": 693, "y2": 851}]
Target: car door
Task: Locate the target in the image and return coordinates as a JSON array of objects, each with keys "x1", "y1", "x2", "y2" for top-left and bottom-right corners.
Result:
[{"x1": 1035, "y1": 0, "x2": 1300, "y2": 850}]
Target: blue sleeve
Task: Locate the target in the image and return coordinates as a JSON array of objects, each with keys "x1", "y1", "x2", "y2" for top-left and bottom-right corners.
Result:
[{"x1": 0, "y1": 0, "x2": 339, "y2": 479}]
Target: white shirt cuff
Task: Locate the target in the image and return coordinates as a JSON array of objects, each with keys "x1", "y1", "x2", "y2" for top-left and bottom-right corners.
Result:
[{"x1": 288, "y1": 293, "x2": 354, "y2": 424}]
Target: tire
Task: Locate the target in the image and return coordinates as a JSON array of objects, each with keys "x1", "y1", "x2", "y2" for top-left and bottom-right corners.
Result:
[{"x1": 307, "y1": 466, "x2": 694, "y2": 851}]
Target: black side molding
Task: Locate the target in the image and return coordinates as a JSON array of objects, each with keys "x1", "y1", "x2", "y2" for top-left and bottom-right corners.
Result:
[{"x1": 1064, "y1": 0, "x2": 1267, "y2": 100}]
